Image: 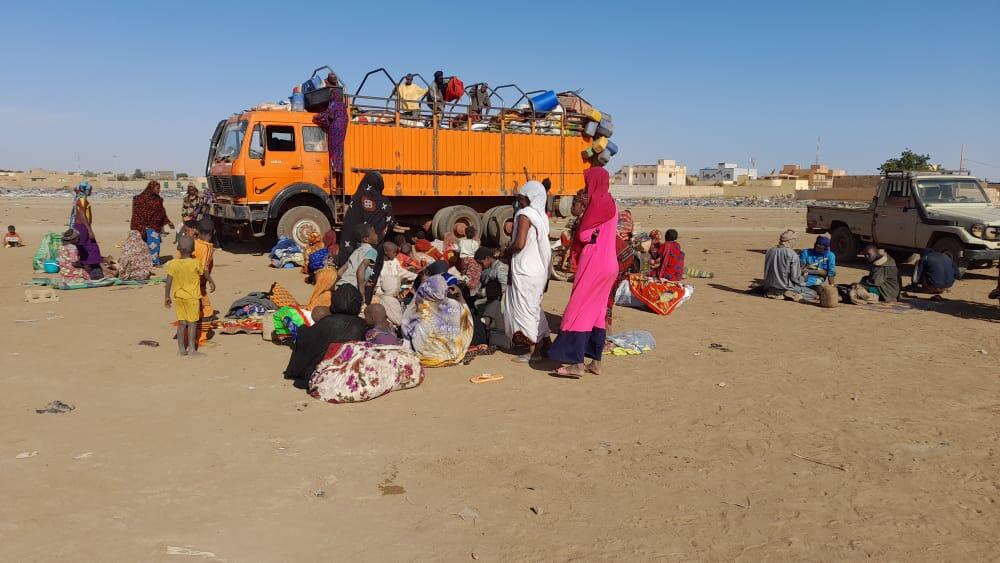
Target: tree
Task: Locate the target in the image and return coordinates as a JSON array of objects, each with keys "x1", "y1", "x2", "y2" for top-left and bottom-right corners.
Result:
[
  {"x1": 132, "y1": 168, "x2": 145, "y2": 180},
  {"x1": 879, "y1": 149, "x2": 936, "y2": 173}
]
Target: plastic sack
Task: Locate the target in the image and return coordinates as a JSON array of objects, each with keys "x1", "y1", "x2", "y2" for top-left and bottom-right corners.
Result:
[
  {"x1": 607, "y1": 330, "x2": 656, "y2": 353},
  {"x1": 32, "y1": 232, "x2": 62, "y2": 272},
  {"x1": 613, "y1": 280, "x2": 646, "y2": 308}
]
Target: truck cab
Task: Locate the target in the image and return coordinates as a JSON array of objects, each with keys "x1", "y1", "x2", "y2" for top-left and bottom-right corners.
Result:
[{"x1": 207, "y1": 111, "x2": 337, "y2": 245}]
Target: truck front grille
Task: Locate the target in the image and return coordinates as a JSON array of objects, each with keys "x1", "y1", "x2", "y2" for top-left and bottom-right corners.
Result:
[{"x1": 210, "y1": 175, "x2": 234, "y2": 196}]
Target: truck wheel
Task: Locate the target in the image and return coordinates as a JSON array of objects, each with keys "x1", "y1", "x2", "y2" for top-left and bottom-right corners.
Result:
[
  {"x1": 276, "y1": 206, "x2": 330, "y2": 248},
  {"x1": 931, "y1": 236, "x2": 967, "y2": 276},
  {"x1": 830, "y1": 226, "x2": 858, "y2": 262},
  {"x1": 487, "y1": 206, "x2": 515, "y2": 248},
  {"x1": 430, "y1": 206, "x2": 452, "y2": 242},
  {"x1": 435, "y1": 205, "x2": 482, "y2": 241},
  {"x1": 482, "y1": 206, "x2": 506, "y2": 246}
]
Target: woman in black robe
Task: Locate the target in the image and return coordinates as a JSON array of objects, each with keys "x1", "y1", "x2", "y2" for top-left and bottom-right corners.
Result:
[
  {"x1": 283, "y1": 285, "x2": 367, "y2": 387},
  {"x1": 337, "y1": 171, "x2": 394, "y2": 302}
]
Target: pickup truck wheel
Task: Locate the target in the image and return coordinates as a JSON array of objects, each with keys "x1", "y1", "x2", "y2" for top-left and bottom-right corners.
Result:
[
  {"x1": 276, "y1": 206, "x2": 330, "y2": 248},
  {"x1": 830, "y1": 226, "x2": 858, "y2": 262},
  {"x1": 931, "y1": 236, "x2": 967, "y2": 276}
]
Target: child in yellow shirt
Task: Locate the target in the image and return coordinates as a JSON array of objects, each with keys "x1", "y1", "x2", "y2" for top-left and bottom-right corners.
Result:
[{"x1": 165, "y1": 236, "x2": 215, "y2": 357}]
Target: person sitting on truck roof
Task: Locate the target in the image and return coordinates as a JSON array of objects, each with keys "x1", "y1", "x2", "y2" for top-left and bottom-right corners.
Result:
[
  {"x1": 763, "y1": 229, "x2": 816, "y2": 302},
  {"x1": 425, "y1": 70, "x2": 447, "y2": 117},
  {"x1": 799, "y1": 235, "x2": 836, "y2": 287},
  {"x1": 470, "y1": 82, "x2": 490, "y2": 120},
  {"x1": 848, "y1": 245, "x2": 900, "y2": 305},
  {"x1": 397, "y1": 74, "x2": 427, "y2": 118},
  {"x1": 906, "y1": 248, "x2": 960, "y2": 296}
]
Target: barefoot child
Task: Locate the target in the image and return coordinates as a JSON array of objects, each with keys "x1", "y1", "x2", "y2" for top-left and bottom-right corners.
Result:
[{"x1": 165, "y1": 236, "x2": 215, "y2": 356}]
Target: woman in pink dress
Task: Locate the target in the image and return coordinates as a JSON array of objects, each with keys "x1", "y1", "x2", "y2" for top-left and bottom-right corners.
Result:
[{"x1": 549, "y1": 167, "x2": 619, "y2": 377}]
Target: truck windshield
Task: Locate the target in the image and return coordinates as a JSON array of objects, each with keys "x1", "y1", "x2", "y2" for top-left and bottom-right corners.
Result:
[
  {"x1": 915, "y1": 179, "x2": 989, "y2": 204},
  {"x1": 214, "y1": 120, "x2": 248, "y2": 162}
]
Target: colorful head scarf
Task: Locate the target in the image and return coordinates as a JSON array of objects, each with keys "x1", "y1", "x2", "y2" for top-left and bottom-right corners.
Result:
[{"x1": 577, "y1": 166, "x2": 615, "y2": 232}]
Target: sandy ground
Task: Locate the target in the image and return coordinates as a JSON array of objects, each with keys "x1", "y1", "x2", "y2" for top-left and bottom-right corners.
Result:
[{"x1": 1, "y1": 198, "x2": 998, "y2": 562}]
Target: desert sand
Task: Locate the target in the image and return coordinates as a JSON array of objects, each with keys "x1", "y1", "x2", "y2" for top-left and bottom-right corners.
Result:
[{"x1": 1, "y1": 197, "x2": 998, "y2": 561}]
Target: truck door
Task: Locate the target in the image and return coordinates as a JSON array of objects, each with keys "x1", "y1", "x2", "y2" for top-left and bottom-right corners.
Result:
[
  {"x1": 245, "y1": 123, "x2": 303, "y2": 199},
  {"x1": 301, "y1": 124, "x2": 331, "y2": 192},
  {"x1": 873, "y1": 178, "x2": 919, "y2": 248}
]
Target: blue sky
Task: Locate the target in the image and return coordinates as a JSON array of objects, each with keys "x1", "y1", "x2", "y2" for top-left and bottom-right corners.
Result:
[{"x1": 1, "y1": 0, "x2": 998, "y2": 179}]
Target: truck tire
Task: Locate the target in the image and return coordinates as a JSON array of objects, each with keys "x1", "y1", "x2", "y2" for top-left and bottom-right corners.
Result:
[
  {"x1": 276, "y1": 205, "x2": 330, "y2": 248},
  {"x1": 430, "y1": 206, "x2": 452, "y2": 242},
  {"x1": 481, "y1": 206, "x2": 503, "y2": 246},
  {"x1": 434, "y1": 205, "x2": 482, "y2": 241},
  {"x1": 830, "y1": 226, "x2": 859, "y2": 262},
  {"x1": 486, "y1": 206, "x2": 515, "y2": 248},
  {"x1": 931, "y1": 236, "x2": 967, "y2": 276}
]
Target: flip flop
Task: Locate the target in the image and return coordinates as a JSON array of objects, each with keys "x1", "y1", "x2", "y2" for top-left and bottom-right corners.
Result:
[
  {"x1": 551, "y1": 366, "x2": 583, "y2": 379},
  {"x1": 470, "y1": 374, "x2": 504, "y2": 384}
]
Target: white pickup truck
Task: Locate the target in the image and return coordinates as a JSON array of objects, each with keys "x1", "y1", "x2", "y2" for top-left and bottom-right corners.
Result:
[{"x1": 806, "y1": 171, "x2": 1000, "y2": 269}]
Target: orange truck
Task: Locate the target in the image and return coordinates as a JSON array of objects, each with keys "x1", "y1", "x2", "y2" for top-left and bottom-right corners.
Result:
[{"x1": 206, "y1": 68, "x2": 605, "y2": 247}]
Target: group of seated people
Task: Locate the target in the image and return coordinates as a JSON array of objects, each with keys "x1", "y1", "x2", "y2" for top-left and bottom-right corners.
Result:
[
  {"x1": 284, "y1": 222, "x2": 514, "y2": 393},
  {"x1": 763, "y1": 229, "x2": 966, "y2": 305}
]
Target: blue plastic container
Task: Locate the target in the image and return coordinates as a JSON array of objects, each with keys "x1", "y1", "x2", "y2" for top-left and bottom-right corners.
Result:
[
  {"x1": 606, "y1": 140, "x2": 619, "y2": 156},
  {"x1": 596, "y1": 115, "x2": 614, "y2": 137},
  {"x1": 291, "y1": 87, "x2": 305, "y2": 112},
  {"x1": 530, "y1": 90, "x2": 559, "y2": 113},
  {"x1": 43, "y1": 261, "x2": 59, "y2": 274}
]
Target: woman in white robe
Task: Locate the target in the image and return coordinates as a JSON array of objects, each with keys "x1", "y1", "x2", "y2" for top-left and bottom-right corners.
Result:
[{"x1": 504, "y1": 181, "x2": 552, "y2": 362}]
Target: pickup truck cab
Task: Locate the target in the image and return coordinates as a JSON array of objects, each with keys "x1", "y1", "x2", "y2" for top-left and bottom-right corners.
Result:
[{"x1": 806, "y1": 171, "x2": 1000, "y2": 268}]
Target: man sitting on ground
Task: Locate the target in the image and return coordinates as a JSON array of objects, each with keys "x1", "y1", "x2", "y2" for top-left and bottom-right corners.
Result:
[
  {"x1": 905, "y1": 248, "x2": 959, "y2": 297},
  {"x1": 763, "y1": 229, "x2": 815, "y2": 301},
  {"x1": 800, "y1": 235, "x2": 836, "y2": 288},
  {"x1": 849, "y1": 244, "x2": 900, "y2": 304}
]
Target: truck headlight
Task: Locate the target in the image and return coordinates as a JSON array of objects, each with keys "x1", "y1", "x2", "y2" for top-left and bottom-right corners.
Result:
[{"x1": 969, "y1": 223, "x2": 985, "y2": 238}]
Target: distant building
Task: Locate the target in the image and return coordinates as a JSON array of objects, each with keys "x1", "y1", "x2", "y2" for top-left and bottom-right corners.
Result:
[
  {"x1": 613, "y1": 159, "x2": 687, "y2": 186},
  {"x1": 771, "y1": 163, "x2": 846, "y2": 188},
  {"x1": 144, "y1": 170, "x2": 176, "y2": 181},
  {"x1": 698, "y1": 162, "x2": 758, "y2": 183}
]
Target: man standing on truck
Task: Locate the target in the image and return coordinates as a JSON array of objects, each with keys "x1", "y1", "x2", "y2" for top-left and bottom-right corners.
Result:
[
  {"x1": 425, "y1": 70, "x2": 447, "y2": 118},
  {"x1": 396, "y1": 74, "x2": 427, "y2": 118},
  {"x1": 763, "y1": 229, "x2": 815, "y2": 302}
]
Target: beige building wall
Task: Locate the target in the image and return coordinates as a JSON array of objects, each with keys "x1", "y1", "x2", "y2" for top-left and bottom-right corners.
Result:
[{"x1": 614, "y1": 159, "x2": 687, "y2": 186}]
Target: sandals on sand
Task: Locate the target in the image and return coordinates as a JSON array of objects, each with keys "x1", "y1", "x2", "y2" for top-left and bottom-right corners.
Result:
[{"x1": 470, "y1": 374, "x2": 504, "y2": 384}]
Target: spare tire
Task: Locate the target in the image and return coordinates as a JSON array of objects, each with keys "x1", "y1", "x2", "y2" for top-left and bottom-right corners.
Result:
[{"x1": 435, "y1": 205, "x2": 482, "y2": 241}]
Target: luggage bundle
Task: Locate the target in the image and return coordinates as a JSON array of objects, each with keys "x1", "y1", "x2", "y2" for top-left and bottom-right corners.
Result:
[
  {"x1": 558, "y1": 91, "x2": 616, "y2": 166},
  {"x1": 301, "y1": 65, "x2": 345, "y2": 113}
]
